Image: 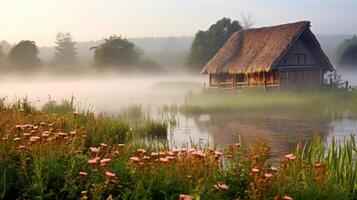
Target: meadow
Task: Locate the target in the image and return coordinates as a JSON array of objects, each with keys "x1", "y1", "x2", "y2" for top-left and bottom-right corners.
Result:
[
  {"x1": 180, "y1": 88, "x2": 357, "y2": 118},
  {"x1": 0, "y1": 95, "x2": 356, "y2": 200}
]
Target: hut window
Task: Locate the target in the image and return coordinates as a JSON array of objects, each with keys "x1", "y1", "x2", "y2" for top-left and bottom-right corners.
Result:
[
  {"x1": 291, "y1": 53, "x2": 306, "y2": 65},
  {"x1": 298, "y1": 54, "x2": 306, "y2": 65}
]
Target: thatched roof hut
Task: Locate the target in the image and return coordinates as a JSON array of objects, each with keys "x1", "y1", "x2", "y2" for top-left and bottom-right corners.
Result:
[{"x1": 201, "y1": 21, "x2": 334, "y2": 89}]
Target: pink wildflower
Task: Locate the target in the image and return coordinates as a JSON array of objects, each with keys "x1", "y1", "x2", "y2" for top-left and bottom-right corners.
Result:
[
  {"x1": 105, "y1": 171, "x2": 116, "y2": 178},
  {"x1": 79, "y1": 171, "x2": 88, "y2": 177},
  {"x1": 100, "y1": 158, "x2": 111, "y2": 165},
  {"x1": 251, "y1": 167, "x2": 260, "y2": 173},
  {"x1": 214, "y1": 150, "x2": 223, "y2": 157},
  {"x1": 151, "y1": 152, "x2": 159, "y2": 157},
  {"x1": 129, "y1": 156, "x2": 140, "y2": 162},
  {"x1": 88, "y1": 159, "x2": 98, "y2": 165},
  {"x1": 284, "y1": 196, "x2": 293, "y2": 200},
  {"x1": 264, "y1": 173, "x2": 273, "y2": 178},
  {"x1": 179, "y1": 194, "x2": 193, "y2": 200},
  {"x1": 214, "y1": 183, "x2": 229, "y2": 190},
  {"x1": 89, "y1": 147, "x2": 100, "y2": 153},
  {"x1": 137, "y1": 148, "x2": 146, "y2": 154}
]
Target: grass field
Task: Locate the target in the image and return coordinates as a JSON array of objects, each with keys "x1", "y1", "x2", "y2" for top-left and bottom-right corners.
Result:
[
  {"x1": 180, "y1": 89, "x2": 357, "y2": 119},
  {"x1": 0, "y1": 97, "x2": 356, "y2": 199}
]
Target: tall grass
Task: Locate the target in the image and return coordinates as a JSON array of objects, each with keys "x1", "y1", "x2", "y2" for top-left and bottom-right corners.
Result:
[
  {"x1": 1, "y1": 98, "x2": 357, "y2": 199},
  {"x1": 180, "y1": 89, "x2": 357, "y2": 118}
]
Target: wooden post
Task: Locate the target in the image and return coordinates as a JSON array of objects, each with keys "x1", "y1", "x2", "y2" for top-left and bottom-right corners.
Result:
[
  {"x1": 209, "y1": 74, "x2": 212, "y2": 88},
  {"x1": 233, "y1": 74, "x2": 236, "y2": 89},
  {"x1": 346, "y1": 81, "x2": 349, "y2": 90}
]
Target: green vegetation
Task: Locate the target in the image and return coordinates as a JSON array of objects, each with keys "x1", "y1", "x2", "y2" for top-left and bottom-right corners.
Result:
[
  {"x1": 0, "y1": 99, "x2": 356, "y2": 199},
  {"x1": 186, "y1": 17, "x2": 243, "y2": 72},
  {"x1": 0, "y1": 45, "x2": 4, "y2": 63},
  {"x1": 337, "y1": 36, "x2": 357, "y2": 65},
  {"x1": 143, "y1": 120, "x2": 168, "y2": 138},
  {"x1": 339, "y1": 43, "x2": 357, "y2": 67},
  {"x1": 180, "y1": 89, "x2": 357, "y2": 118},
  {"x1": 7, "y1": 40, "x2": 42, "y2": 71},
  {"x1": 91, "y1": 35, "x2": 163, "y2": 73},
  {"x1": 52, "y1": 32, "x2": 78, "y2": 68}
]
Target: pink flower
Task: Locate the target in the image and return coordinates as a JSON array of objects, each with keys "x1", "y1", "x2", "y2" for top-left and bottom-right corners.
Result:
[
  {"x1": 17, "y1": 145, "x2": 26, "y2": 150},
  {"x1": 129, "y1": 156, "x2": 140, "y2": 162},
  {"x1": 285, "y1": 154, "x2": 296, "y2": 161},
  {"x1": 41, "y1": 131, "x2": 50, "y2": 137},
  {"x1": 143, "y1": 156, "x2": 150, "y2": 160},
  {"x1": 58, "y1": 132, "x2": 68, "y2": 137},
  {"x1": 188, "y1": 148, "x2": 196, "y2": 153},
  {"x1": 284, "y1": 195, "x2": 293, "y2": 200},
  {"x1": 89, "y1": 147, "x2": 100, "y2": 153},
  {"x1": 180, "y1": 148, "x2": 188, "y2": 152},
  {"x1": 23, "y1": 133, "x2": 31, "y2": 137},
  {"x1": 264, "y1": 173, "x2": 273, "y2": 178},
  {"x1": 166, "y1": 156, "x2": 175, "y2": 161},
  {"x1": 159, "y1": 157, "x2": 169, "y2": 163},
  {"x1": 285, "y1": 154, "x2": 293, "y2": 158},
  {"x1": 167, "y1": 151, "x2": 175, "y2": 156},
  {"x1": 137, "y1": 148, "x2": 146, "y2": 154},
  {"x1": 191, "y1": 151, "x2": 206, "y2": 158},
  {"x1": 251, "y1": 167, "x2": 260, "y2": 173},
  {"x1": 105, "y1": 171, "x2": 116, "y2": 178},
  {"x1": 171, "y1": 148, "x2": 180, "y2": 153},
  {"x1": 179, "y1": 194, "x2": 193, "y2": 200},
  {"x1": 151, "y1": 152, "x2": 159, "y2": 157},
  {"x1": 100, "y1": 158, "x2": 111, "y2": 165},
  {"x1": 29, "y1": 136, "x2": 40, "y2": 142},
  {"x1": 79, "y1": 171, "x2": 88, "y2": 177},
  {"x1": 207, "y1": 147, "x2": 215, "y2": 152},
  {"x1": 88, "y1": 159, "x2": 98, "y2": 165},
  {"x1": 214, "y1": 183, "x2": 229, "y2": 190},
  {"x1": 15, "y1": 125, "x2": 23, "y2": 129},
  {"x1": 100, "y1": 143, "x2": 107, "y2": 147},
  {"x1": 271, "y1": 166, "x2": 278, "y2": 172},
  {"x1": 214, "y1": 150, "x2": 223, "y2": 157}
]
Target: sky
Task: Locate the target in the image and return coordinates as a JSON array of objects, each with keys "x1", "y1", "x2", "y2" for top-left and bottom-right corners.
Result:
[{"x1": 0, "y1": 0, "x2": 357, "y2": 46}]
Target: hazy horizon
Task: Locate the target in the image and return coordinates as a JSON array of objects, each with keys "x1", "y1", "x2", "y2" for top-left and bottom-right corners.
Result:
[{"x1": 1, "y1": 0, "x2": 357, "y2": 46}]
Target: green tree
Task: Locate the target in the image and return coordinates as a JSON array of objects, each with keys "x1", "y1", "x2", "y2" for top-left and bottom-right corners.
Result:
[
  {"x1": 0, "y1": 45, "x2": 4, "y2": 61},
  {"x1": 0, "y1": 45, "x2": 5, "y2": 69},
  {"x1": 92, "y1": 35, "x2": 140, "y2": 70},
  {"x1": 186, "y1": 17, "x2": 243, "y2": 72},
  {"x1": 337, "y1": 36, "x2": 357, "y2": 61},
  {"x1": 8, "y1": 40, "x2": 41, "y2": 70},
  {"x1": 339, "y1": 44, "x2": 357, "y2": 67},
  {"x1": 52, "y1": 32, "x2": 77, "y2": 66}
]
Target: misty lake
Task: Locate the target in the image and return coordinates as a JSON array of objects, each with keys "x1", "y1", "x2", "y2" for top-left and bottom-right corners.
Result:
[{"x1": 1, "y1": 73, "x2": 357, "y2": 156}]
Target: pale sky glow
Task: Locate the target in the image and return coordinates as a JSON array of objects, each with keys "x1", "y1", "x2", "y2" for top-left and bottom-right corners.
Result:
[{"x1": 0, "y1": 0, "x2": 357, "y2": 46}]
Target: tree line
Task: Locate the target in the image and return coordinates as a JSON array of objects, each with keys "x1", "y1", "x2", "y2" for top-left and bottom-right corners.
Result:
[
  {"x1": 0, "y1": 33, "x2": 164, "y2": 74},
  {"x1": 2, "y1": 17, "x2": 354, "y2": 74}
]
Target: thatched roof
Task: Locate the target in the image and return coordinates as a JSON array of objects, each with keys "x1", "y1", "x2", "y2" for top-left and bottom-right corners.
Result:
[{"x1": 201, "y1": 21, "x2": 334, "y2": 74}]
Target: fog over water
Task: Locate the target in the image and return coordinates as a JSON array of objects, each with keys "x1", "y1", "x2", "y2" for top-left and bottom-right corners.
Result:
[{"x1": 0, "y1": 71, "x2": 357, "y2": 156}]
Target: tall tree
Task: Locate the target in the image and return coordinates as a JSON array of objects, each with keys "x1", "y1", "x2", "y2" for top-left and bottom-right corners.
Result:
[
  {"x1": 337, "y1": 36, "x2": 357, "y2": 61},
  {"x1": 53, "y1": 32, "x2": 77, "y2": 66},
  {"x1": 0, "y1": 45, "x2": 4, "y2": 61},
  {"x1": 339, "y1": 44, "x2": 357, "y2": 67},
  {"x1": 8, "y1": 40, "x2": 41, "y2": 70},
  {"x1": 186, "y1": 17, "x2": 243, "y2": 72},
  {"x1": 0, "y1": 45, "x2": 5, "y2": 68},
  {"x1": 91, "y1": 35, "x2": 141, "y2": 70}
]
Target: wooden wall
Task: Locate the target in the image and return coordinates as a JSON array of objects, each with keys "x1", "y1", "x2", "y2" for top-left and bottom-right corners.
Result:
[{"x1": 278, "y1": 69, "x2": 322, "y2": 88}]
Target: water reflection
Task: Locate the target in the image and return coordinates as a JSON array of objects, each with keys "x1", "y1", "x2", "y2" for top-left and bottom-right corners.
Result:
[{"x1": 169, "y1": 112, "x2": 350, "y2": 156}]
